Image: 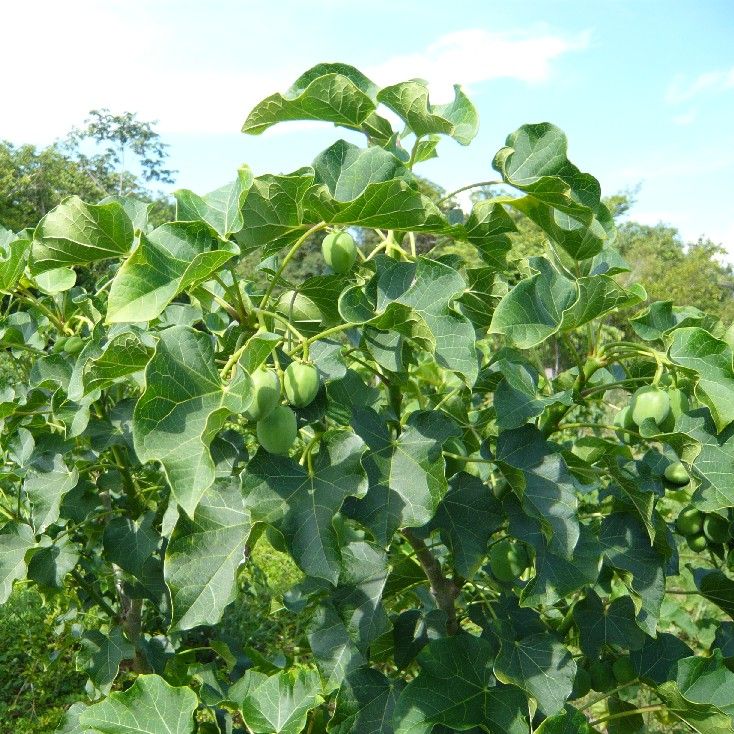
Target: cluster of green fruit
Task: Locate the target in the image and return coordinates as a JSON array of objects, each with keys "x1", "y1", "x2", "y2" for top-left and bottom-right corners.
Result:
[
  {"x1": 614, "y1": 383, "x2": 688, "y2": 437},
  {"x1": 51, "y1": 335, "x2": 84, "y2": 355},
  {"x1": 572, "y1": 656, "x2": 636, "y2": 698},
  {"x1": 247, "y1": 361, "x2": 320, "y2": 455},
  {"x1": 675, "y1": 505, "x2": 733, "y2": 557}
]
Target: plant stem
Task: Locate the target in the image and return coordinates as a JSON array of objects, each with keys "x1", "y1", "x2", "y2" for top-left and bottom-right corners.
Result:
[
  {"x1": 580, "y1": 679, "x2": 641, "y2": 711},
  {"x1": 588, "y1": 704, "x2": 663, "y2": 727},
  {"x1": 437, "y1": 180, "x2": 504, "y2": 206},
  {"x1": 260, "y1": 222, "x2": 327, "y2": 311},
  {"x1": 402, "y1": 527, "x2": 462, "y2": 634},
  {"x1": 553, "y1": 422, "x2": 643, "y2": 439}
]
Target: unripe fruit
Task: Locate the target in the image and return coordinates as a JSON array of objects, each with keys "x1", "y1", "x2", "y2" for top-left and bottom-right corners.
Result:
[
  {"x1": 489, "y1": 539, "x2": 529, "y2": 583},
  {"x1": 444, "y1": 436, "x2": 467, "y2": 477},
  {"x1": 704, "y1": 513, "x2": 730, "y2": 544},
  {"x1": 322, "y1": 231, "x2": 357, "y2": 273},
  {"x1": 245, "y1": 367, "x2": 281, "y2": 421},
  {"x1": 612, "y1": 657, "x2": 636, "y2": 684},
  {"x1": 676, "y1": 506, "x2": 703, "y2": 536},
  {"x1": 52, "y1": 336, "x2": 68, "y2": 353},
  {"x1": 589, "y1": 660, "x2": 616, "y2": 692},
  {"x1": 664, "y1": 461, "x2": 690, "y2": 486},
  {"x1": 63, "y1": 335, "x2": 84, "y2": 355},
  {"x1": 284, "y1": 362, "x2": 320, "y2": 408},
  {"x1": 614, "y1": 405, "x2": 635, "y2": 442},
  {"x1": 631, "y1": 386, "x2": 670, "y2": 427},
  {"x1": 256, "y1": 405, "x2": 297, "y2": 455},
  {"x1": 686, "y1": 533, "x2": 708, "y2": 553}
]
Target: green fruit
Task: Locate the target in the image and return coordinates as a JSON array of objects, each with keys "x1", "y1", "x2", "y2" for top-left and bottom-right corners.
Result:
[
  {"x1": 570, "y1": 667, "x2": 591, "y2": 699},
  {"x1": 256, "y1": 405, "x2": 297, "y2": 455},
  {"x1": 631, "y1": 386, "x2": 670, "y2": 427},
  {"x1": 489, "y1": 539, "x2": 529, "y2": 583},
  {"x1": 275, "y1": 291, "x2": 322, "y2": 335},
  {"x1": 444, "y1": 436, "x2": 467, "y2": 477},
  {"x1": 664, "y1": 461, "x2": 690, "y2": 486},
  {"x1": 686, "y1": 533, "x2": 708, "y2": 553},
  {"x1": 245, "y1": 367, "x2": 281, "y2": 421},
  {"x1": 63, "y1": 335, "x2": 84, "y2": 355},
  {"x1": 614, "y1": 405, "x2": 635, "y2": 442},
  {"x1": 283, "y1": 362, "x2": 320, "y2": 408},
  {"x1": 589, "y1": 660, "x2": 616, "y2": 693},
  {"x1": 612, "y1": 657, "x2": 636, "y2": 684},
  {"x1": 676, "y1": 506, "x2": 703, "y2": 536},
  {"x1": 322, "y1": 231, "x2": 358, "y2": 273},
  {"x1": 704, "y1": 513, "x2": 731, "y2": 544},
  {"x1": 52, "y1": 336, "x2": 68, "y2": 353}
]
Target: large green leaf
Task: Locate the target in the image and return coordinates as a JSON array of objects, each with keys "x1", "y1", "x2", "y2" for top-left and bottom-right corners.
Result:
[
  {"x1": 377, "y1": 80, "x2": 479, "y2": 145},
  {"x1": 340, "y1": 256, "x2": 478, "y2": 383},
  {"x1": 630, "y1": 632, "x2": 693, "y2": 684},
  {"x1": 243, "y1": 431, "x2": 367, "y2": 583},
  {"x1": 668, "y1": 651, "x2": 734, "y2": 717},
  {"x1": 175, "y1": 165, "x2": 253, "y2": 237},
  {"x1": 668, "y1": 327, "x2": 734, "y2": 432},
  {"x1": 132, "y1": 326, "x2": 253, "y2": 516},
  {"x1": 426, "y1": 471, "x2": 504, "y2": 577},
  {"x1": 24, "y1": 455, "x2": 79, "y2": 533},
  {"x1": 77, "y1": 627, "x2": 135, "y2": 697},
  {"x1": 0, "y1": 522, "x2": 35, "y2": 603},
  {"x1": 693, "y1": 568, "x2": 734, "y2": 620},
  {"x1": 393, "y1": 634, "x2": 528, "y2": 734},
  {"x1": 78, "y1": 674, "x2": 197, "y2": 734},
  {"x1": 242, "y1": 63, "x2": 390, "y2": 139},
  {"x1": 630, "y1": 301, "x2": 713, "y2": 342},
  {"x1": 31, "y1": 196, "x2": 133, "y2": 274},
  {"x1": 329, "y1": 668, "x2": 402, "y2": 734},
  {"x1": 165, "y1": 476, "x2": 252, "y2": 631},
  {"x1": 495, "y1": 425, "x2": 579, "y2": 559},
  {"x1": 490, "y1": 257, "x2": 641, "y2": 349},
  {"x1": 346, "y1": 409, "x2": 457, "y2": 543},
  {"x1": 107, "y1": 221, "x2": 238, "y2": 323},
  {"x1": 238, "y1": 668, "x2": 323, "y2": 734},
  {"x1": 495, "y1": 632, "x2": 576, "y2": 715},
  {"x1": 573, "y1": 590, "x2": 645, "y2": 658},
  {"x1": 0, "y1": 228, "x2": 30, "y2": 292}
]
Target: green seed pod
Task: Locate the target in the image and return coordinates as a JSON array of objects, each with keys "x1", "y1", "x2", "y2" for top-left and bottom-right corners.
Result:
[
  {"x1": 284, "y1": 362, "x2": 320, "y2": 408},
  {"x1": 245, "y1": 367, "x2": 281, "y2": 421},
  {"x1": 322, "y1": 231, "x2": 358, "y2": 273},
  {"x1": 256, "y1": 405, "x2": 298, "y2": 455},
  {"x1": 664, "y1": 461, "x2": 690, "y2": 486},
  {"x1": 676, "y1": 506, "x2": 703, "y2": 536},
  {"x1": 703, "y1": 513, "x2": 731, "y2": 544},
  {"x1": 631, "y1": 386, "x2": 671, "y2": 427}
]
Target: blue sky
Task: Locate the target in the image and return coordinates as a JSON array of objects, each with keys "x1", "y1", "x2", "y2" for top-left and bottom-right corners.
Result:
[{"x1": 4, "y1": 0, "x2": 734, "y2": 251}]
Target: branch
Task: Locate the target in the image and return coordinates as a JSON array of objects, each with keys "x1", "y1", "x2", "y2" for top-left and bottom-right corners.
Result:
[{"x1": 402, "y1": 528, "x2": 462, "y2": 634}]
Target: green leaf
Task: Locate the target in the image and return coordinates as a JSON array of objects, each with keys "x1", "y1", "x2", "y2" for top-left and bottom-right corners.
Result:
[
  {"x1": 630, "y1": 301, "x2": 712, "y2": 342},
  {"x1": 347, "y1": 409, "x2": 457, "y2": 543},
  {"x1": 495, "y1": 632, "x2": 576, "y2": 715},
  {"x1": 393, "y1": 634, "x2": 528, "y2": 734},
  {"x1": 340, "y1": 256, "x2": 478, "y2": 384},
  {"x1": 630, "y1": 632, "x2": 693, "y2": 684},
  {"x1": 243, "y1": 431, "x2": 367, "y2": 583},
  {"x1": 656, "y1": 683, "x2": 734, "y2": 734},
  {"x1": 0, "y1": 522, "x2": 35, "y2": 603},
  {"x1": 31, "y1": 196, "x2": 133, "y2": 274},
  {"x1": 329, "y1": 668, "x2": 402, "y2": 734},
  {"x1": 27, "y1": 536, "x2": 79, "y2": 589},
  {"x1": 242, "y1": 64, "x2": 379, "y2": 136},
  {"x1": 669, "y1": 651, "x2": 734, "y2": 718},
  {"x1": 495, "y1": 425, "x2": 579, "y2": 559},
  {"x1": 599, "y1": 513, "x2": 666, "y2": 635},
  {"x1": 427, "y1": 472, "x2": 504, "y2": 577},
  {"x1": 0, "y1": 228, "x2": 30, "y2": 292},
  {"x1": 236, "y1": 168, "x2": 315, "y2": 254},
  {"x1": 309, "y1": 179, "x2": 446, "y2": 232},
  {"x1": 78, "y1": 674, "x2": 198, "y2": 734},
  {"x1": 165, "y1": 476, "x2": 252, "y2": 631},
  {"x1": 107, "y1": 221, "x2": 238, "y2": 323},
  {"x1": 573, "y1": 590, "x2": 645, "y2": 658},
  {"x1": 668, "y1": 327, "x2": 734, "y2": 432},
  {"x1": 693, "y1": 568, "x2": 734, "y2": 620},
  {"x1": 312, "y1": 140, "x2": 406, "y2": 202},
  {"x1": 78, "y1": 627, "x2": 135, "y2": 697},
  {"x1": 491, "y1": 257, "x2": 641, "y2": 349},
  {"x1": 535, "y1": 706, "x2": 593, "y2": 733},
  {"x1": 24, "y1": 455, "x2": 79, "y2": 533},
  {"x1": 132, "y1": 326, "x2": 253, "y2": 516},
  {"x1": 493, "y1": 123, "x2": 612, "y2": 259},
  {"x1": 377, "y1": 80, "x2": 479, "y2": 145},
  {"x1": 175, "y1": 166, "x2": 253, "y2": 237},
  {"x1": 238, "y1": 668, "x2": 323, "y2": 734}
]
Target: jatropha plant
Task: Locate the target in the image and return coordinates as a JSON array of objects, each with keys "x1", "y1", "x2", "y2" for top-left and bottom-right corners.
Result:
[{"x1": 2, "y1": 63, "x2": 734, "y2": 733}]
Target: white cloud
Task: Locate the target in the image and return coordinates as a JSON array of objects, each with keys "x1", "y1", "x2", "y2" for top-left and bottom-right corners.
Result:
[
  {"x1": 367, "y1": 28, "x2": 591, "y2": 101},
  {"x1": 0, "y1": 4, "x2": 590, "y2": 143},
  {"x1": 666, "y1": 67, "x2": 734, "y2": 104},
  {"x1": 672, "y1": 109, "x2": 698, "y2": 126}
]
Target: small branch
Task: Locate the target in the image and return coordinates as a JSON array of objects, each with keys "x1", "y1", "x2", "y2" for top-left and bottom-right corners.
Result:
[
  {"x1": 402, "y1": 528, "x2": 462, "y2": 634},
  {"x1": 588, "y1": 704, "x2": 663, "y2": 727}
]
